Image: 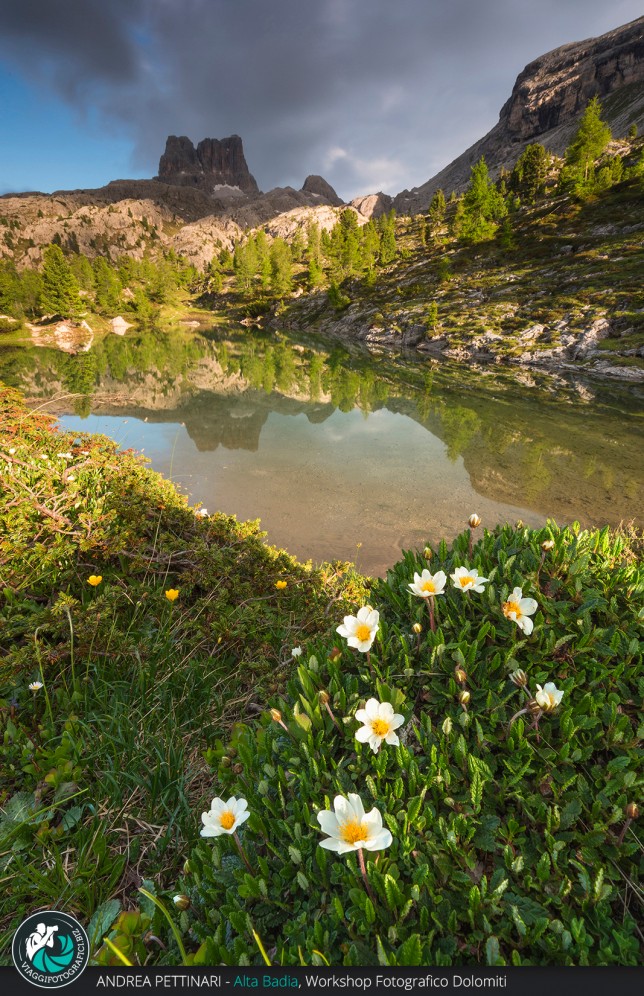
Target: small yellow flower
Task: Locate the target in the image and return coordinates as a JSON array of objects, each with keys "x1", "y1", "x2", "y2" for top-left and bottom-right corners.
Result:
[
  {"x1": 165, "y1": 588, "x2": 180, "y2": 602},
  {"x1": 275, "y1": 580, "x2": 287, "y2": 590},
  {"x1": 87, "y1": 575, "x2": 102, "y2": 587}
]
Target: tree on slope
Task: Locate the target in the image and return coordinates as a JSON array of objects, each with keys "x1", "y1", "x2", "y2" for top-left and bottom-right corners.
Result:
[
  {"x1": 40, "y1": 244, "x2": 81, "y2": 318},
  {"x1": 562, "y1": 96, "x2": 612, "y2": 193}
]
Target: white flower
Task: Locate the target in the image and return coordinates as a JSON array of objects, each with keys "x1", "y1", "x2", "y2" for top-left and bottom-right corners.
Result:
[
  {"x1": 355, "y1": 699, "x2": 405, "y2": 753},
  {"x1": 450, "y1": 567, "x2": 489, "y2": 593},
  {"x1": 408, "y1": 569, "x2": 447, "y2": 599},
  {"x1": 317, "y1": 793, "x2": 392, "y2": 853},
  {"x1": 195, "y1": 508, "x2": 208, "y2": 517},
  {"x1": 28, "y1": 681, "x2": 43, "y2": 692},
  {"x1": 502, "y1": 587, "x2": 538, "y2": 635},
  {"x1": 336, "y1": 606, "x2": 379, "y2": 653},
  {"x1": 534, "y1": 683, "x2": 564, "y2": 714},
  {"x1": 200, "y1": 796, "x2": 250, "y2": 837},
  {"x1": 291, "y1": 646, "x2": 303, "y2": 658},
  {"x1": 67, "y1": 474, "x2": 76, "y2": 482},
  {"x1": 58, "y1": 452, "x2": 73, "y2": 460},
  {"x1": 8, "y1": 448, "x2": 15, "y2": 455}
]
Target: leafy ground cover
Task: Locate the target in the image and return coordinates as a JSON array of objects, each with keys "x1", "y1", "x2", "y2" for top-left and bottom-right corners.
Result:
[
  {"x1": 182, "y1": 532, "x2": 643, "y2": 967},
  {"x1": 0, "y1": 385, "x2": 641, "y2": 967}
]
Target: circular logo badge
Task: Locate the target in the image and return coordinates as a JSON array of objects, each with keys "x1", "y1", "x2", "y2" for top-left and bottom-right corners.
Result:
[{"x1": 12, "y1": 911, "x2": 89, "y2": 989}]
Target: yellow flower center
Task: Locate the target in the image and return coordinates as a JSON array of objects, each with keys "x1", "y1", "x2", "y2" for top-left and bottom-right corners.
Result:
[
  {"x1": 219, "y1": 811, "x2": 235, "y2": 830},
  {"x1": 340, "y1": 819, "x2": 369, "y2": 845},
  {"x1": 371, "y1": 718, "x2": 391, "y2": 737},
  {"x1": 459, "y1": 576, "x2": 472, "y2": 587},
  {"x1": 421, "y1": 580, "x2": 436, "y2": 593},
  {"x1": 502, "y1": 600, "x2": 522, "y2": 619},
  {"x1": 354, "y1": 623, "x2": 372, "y2": 642}
]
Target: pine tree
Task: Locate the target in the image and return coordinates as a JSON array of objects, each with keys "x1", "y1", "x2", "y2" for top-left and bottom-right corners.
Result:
[
  {"x1": 270, "y1": 238, "x2": 292, "y2": 296},
  {"x1": 510, "y1": 144, "x2": 549, "y2": 203},
  {"x1": 458, "y1": 158, "x2": 507, "y2": 243},
  {"x1": 562, "y1": 96, "x2": 612, "y2": 193},
  {"x1": 306, "y1": 222, "x2": 324, "y2": 288},
  {"x1": 378, "y1": 211, "x2": 397, "y2": 265},
  {"x1": 40, "y1": 244, "x2": 81, "y2": 318}
]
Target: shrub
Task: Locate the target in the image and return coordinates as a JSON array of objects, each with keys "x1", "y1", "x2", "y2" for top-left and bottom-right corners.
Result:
[{"x1": 184, "y1": 522, "x2": 642, "y2": 966}]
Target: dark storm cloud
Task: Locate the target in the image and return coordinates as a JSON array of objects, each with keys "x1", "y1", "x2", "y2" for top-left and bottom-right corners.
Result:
[{"x1": 0, "y1": 0, "x2": 642, "y2": 198}]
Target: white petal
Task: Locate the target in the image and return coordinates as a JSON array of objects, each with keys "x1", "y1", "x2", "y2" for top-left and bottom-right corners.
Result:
[
  {"x1": 354, "y1": 709, "x2": 369, "y2": 724},
  {"x1": 511, "y1": 587, "x2": 523, "y2": 601},
  {"x1": 317, "y1": 810, "x2": 340, "y2": 835},
  {"x1": 368, "y1": 735, "x2": 381, "y2": 753},
  {"x1": 336, "y1": 623, "x2": 350, "y2": 638},
  {"x1": 319, "y1": 837, "x2": 344, "y2": 852},
  {"x1": 236, "y1": 809, "x2": 250, "y2": 827},
  {"x1": 200, "y1": 825, "x2": 223, "y2": 837},
  {"x1": 521, "y1": 616, "x2": 534, "y2": 635},
  {"x1": 355, "y1": 725, "x2": 372, "y2": 743},
  {"x1": 356, "y1": 607, "x2": 371, "y2": 622},
  {"x1": 347, "y1": 794, "x2": 365, "y2": 821},
  {"x1": 384, "y1": 732, "x2": 400, "y2": 746},
  {"x1": 364, "y1": 828, "x2": 392, "y2": 851},
  {"x1": 333, "y1": 795, "x2": 354, "y2": 822},
  {"x1": 520, "y1": 598, "x2": 538, "y2": 615},
  {"x1": 364, "y1": 698, "x2": 380, "y2": 719},
  {"x1": 391, "y1": 713, "x2": 405, "y2": 730},
  {"x1": 378, "y1": 702, "x2": 395, "y2": 720}
]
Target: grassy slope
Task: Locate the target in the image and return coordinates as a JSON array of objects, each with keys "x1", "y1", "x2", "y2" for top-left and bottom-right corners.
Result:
[
  {"x1": 0, "y1": 385, "x2": 368, "y2": 957},
  {"x1": 276, "y1": 179, "x2": 644, "y2": 373}
]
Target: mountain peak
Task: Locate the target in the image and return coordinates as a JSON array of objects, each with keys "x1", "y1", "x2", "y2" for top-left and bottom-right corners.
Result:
[{"x1": 156, "y1": 134, "x2": 259, "y2": 194}]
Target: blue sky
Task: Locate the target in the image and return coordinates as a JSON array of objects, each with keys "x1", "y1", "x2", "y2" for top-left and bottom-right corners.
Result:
[{"x1": 0, "y1": 1, "x2": 642, "y2": 200}]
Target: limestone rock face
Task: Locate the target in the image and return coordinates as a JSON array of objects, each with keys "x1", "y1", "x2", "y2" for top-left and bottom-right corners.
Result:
[
  {"x1": 394, "y1": 16, "x2": 644, "y2": 213},
  {"x1": 301, "y1": 175, "x2": 344, "y2": 206},
  {"x1": 157, "y1": 135, "x2": 259, "y2": 194},
  {"x1": 349, "y1": 192, "x2": 393, "y2": 219}
]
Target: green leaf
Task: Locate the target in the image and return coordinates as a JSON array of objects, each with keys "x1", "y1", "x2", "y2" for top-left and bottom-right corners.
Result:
[{"x1": 88, "y1": 899, "x2": 122, "y2": 950}]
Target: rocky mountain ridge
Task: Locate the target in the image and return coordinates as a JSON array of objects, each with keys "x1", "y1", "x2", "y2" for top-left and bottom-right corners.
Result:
[{"x1": 394, "y1": 16, "x2": 644, "y2": 213}]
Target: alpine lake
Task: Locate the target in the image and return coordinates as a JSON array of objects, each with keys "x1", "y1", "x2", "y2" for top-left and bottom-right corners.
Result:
[{"x1": 2, "y1": 323, "x2": 642, "y2": 576}]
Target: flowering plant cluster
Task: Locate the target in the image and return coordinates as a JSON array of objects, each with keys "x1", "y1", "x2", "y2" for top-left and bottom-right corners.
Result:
[{"x1": 186, "y1": 520, "x2": 641, "y2": 968}]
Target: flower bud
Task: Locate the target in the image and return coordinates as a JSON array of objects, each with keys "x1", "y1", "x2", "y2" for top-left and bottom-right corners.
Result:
[
  {"x1": 233, "y1": 763, "x2": 244, "y2": 775},
  {"x1": 269, "y1": 708, "x2": 283, "y2": 723},
  {"x1": 468, "y1": 514, "x2": 481, "y2": 528},
  {"x1": 412, "y1": 623, "x2": 422, "y2": 634},
  {"x1": 318, "y1": 690, "x2": 330, "y2": 705},
  {"x1": 527, "y1": 698, "x2": 542, "y2": 715},
  {"x1": 183, "y1": 860, "x2": 191, "y2": 875},
  {"x1": 541, "y1": 539, "x2": 555, "y2": 552},
  {"x1": 509, "y1": 669, "x2": 528, "y2": 688},
  {"x1": 442, "y1": 717, "x2": 453, "y2": 735},
  {"x1": 458, "y1": 690, "x2": 471, "y2": 706},
  {"x1": 172, "y1": 894, "x2": 190, "y2": 910},
  {"x1": 454, "y1": 666, "x2": 467, "y2": 685},
  {"x1": 423, "y1": 547, "x2": 432, "y2": 559},
  {"x1": 625, "y1": 802, "x2": 639, "y2": 821},
  {"x1": 329, "y1": 647, "x2": 342, "y2": 663},
  {"x1": 516, "y1": 519, "x2": 524, "y2": 529}
]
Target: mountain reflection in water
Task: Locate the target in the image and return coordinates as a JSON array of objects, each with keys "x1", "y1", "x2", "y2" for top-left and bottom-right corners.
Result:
[{"x1": 1, "y1": 326, "x2": 642, "y2": 576}]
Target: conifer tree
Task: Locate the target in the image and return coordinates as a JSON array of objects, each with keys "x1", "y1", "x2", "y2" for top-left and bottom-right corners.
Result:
[
  {"x1": 378, "y1": 211, "x2": 397, "y2": 265},
  {"x1": 510, "y1": 144, "x2": 549, "y2": 203},
  {"x1": 562, "y1": 96, "x2": 612, "y2": 193},
  {"x1": 40, "y1": 244, "x2": 81, "y2": 318},
  {"x1": 458, "y1": 158, "x2": 507, "y2": 242}
]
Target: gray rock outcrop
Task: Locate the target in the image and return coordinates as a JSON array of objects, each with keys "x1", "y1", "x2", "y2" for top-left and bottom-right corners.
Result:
[
  {"x1": 301, "y1": 175, "x2": 344, "y2": 206},
  {"x1": 394, "y1": 16, "x2": 644, "y2": 213},
  {"x1": 156, "y1": 135, "x2": 259, "y2": 194}
]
